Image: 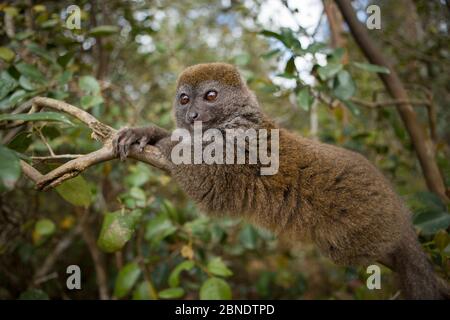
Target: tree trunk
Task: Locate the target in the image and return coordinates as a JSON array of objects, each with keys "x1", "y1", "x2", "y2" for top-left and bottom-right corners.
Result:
[
  {"x1": 334, "y1": 0, "x2": 448, "y2": 203},
  {"x1": 323, "y1": 0, "x2": 349, "y2": 126}
]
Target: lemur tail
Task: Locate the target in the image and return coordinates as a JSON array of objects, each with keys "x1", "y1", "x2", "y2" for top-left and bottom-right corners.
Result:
[{"x1": 388, "y1": 229, "x2": 450, "y2": 300}]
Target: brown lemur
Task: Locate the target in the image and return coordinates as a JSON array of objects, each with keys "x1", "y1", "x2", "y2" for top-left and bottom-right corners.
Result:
[{"x1": 113, "y1": 63, "x2": 449, "y2": 299}]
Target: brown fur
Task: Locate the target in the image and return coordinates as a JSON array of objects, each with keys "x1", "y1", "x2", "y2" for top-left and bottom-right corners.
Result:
[
  {"x1": 114, "y1": 63, "x2": 449, "y2": 299},
  {"x1": 177, "y1": 63, "x2": 243, "y2": 87}
]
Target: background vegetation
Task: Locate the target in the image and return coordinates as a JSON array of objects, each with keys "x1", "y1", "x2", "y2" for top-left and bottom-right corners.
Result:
[{"x1": 0, "y1": 0, "x2": 449, "y2": 300}]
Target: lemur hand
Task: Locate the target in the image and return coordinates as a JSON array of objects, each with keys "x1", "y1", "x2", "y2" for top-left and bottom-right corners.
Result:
[{"x1": 113, "y1": 127, "x2": 151, "y2": 160}]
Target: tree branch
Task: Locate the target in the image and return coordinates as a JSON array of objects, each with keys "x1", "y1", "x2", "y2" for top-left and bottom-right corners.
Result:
[
  {"x1": 78, "y1": 208, "x2": 109, "y2": 300},
  {"x1": 31, "y1": 154, "x2": 85, "y2": 161},
  {"x1": 13, "y1": 97, "x2": 171, "y2": 190},
  {"x1": 335, "y1": 0, "x2": 449, "y2": 203},
  {"x1": 349, "y1": 98, "x2": 430, "y2": 108}
]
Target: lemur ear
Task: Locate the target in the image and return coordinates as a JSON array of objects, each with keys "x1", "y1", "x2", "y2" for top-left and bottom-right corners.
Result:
[{"x1": 177, "y1": 63, "x2": 243, "y2": 87}]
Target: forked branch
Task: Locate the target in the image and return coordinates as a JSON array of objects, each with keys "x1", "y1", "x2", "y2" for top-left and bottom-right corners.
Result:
[{"x1": 12, "y1": 97, "x2": 171, "y2": 190}]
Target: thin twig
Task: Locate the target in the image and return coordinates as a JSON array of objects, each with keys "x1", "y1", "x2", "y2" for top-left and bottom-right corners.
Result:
[
  {"x1": 350, "y1": 98, "x2": 430, "y2": 108},
  {"x1": 34, "y1": 272, "x2": 58, "y2": 285},
  {"x1": 31, "y1": 154, "x2": 84, "y2": 161},
  {"x1": 36, "y1": 127, "x2": 56, "y2": 156},
  {"x1": 351, "y1": 96, "x2": 437, "y2": 143},
  {"x1": 78, "y1": 207, "x2": 109, "y2": 300}
]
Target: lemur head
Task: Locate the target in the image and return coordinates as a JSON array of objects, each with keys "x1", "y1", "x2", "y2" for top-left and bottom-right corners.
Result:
[{"x1": 174, "y1": 63, "x2": 262, "y2": 131}]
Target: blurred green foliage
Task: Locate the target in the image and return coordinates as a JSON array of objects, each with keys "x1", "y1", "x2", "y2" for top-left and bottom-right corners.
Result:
[{"x1": 0, "y1": 0, "x2": 449, "y2": 300}]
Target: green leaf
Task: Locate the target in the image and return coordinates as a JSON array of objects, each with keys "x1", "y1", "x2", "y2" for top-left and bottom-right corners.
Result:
[
  {"x1": 55, "y1": 175, "x2": 92, "y2": 207},
  {"x1": 114, "y1": 262, "x2": 141, "y2": 298},
  {"x1": 80, "y1": 95, "x2": 104, "y2": 109},
  {"x1": 408, "y1": 191, "x2": 446, "y2": 215},
  {"x1": 19, "y1": 75, "x2": 42, "y2": 91},
  {"x1": 284, "y1": 56, "x2": 296, "y2": 75},
  {"x1": 41, "y1": 126, "x2": 61, "y2": 140},
  {"x1": 88, "y1": 25, "x2": 120, "y2": 37},
  {"x1": 279, "y1": 28, "x2": 302, "y2": 49},
  {"x1": 0, "y1": 47, "x2": 15, "y2": 62},
  {"x1": 49, "y1": 90, "x2": 69, "y2": 101},
  {"x1": 443, "y1": 243, "x2": 450, "y2": 257},
  {"x1": 342, "y1": 100, "x2": 360, "y2": 116},
  {"x1": 260, "y1": 28, "x2": 301, "y2": 49},
  {"x1": 261, "y1": 48, "x2": 281, "y2": 60},
  {"x1": 0, "y1": 71, "x2": 18, "y2": 100},
  {"x1": 199, "y1": 277, "x2": 232, "y2": 300},
  {"x1": 27, "y1": 43, "x2": 54, "y2": 62},
  {"x1": 0, "y1": 112, "x2": 74, "y2": 126},
  {"x1": 414, "y1": 211, "x2": 450, "y2": 236},
  {"x1": 433, "y1": 230, "x2": 449, "y2": 251},
  {"x1": 97, "y1": 210, "x2": 141, "y2": 253},
  {"x1": 304, "y1": 42, "x2": 327, "y2": 54},
  {"x1": 57, "y1": 52, "x2": 74, "y2": 68},
  {"x1": 275, "y1": 72, "x2": 297, "y2": 79},
  {"x1": 145, "y1": 213, "x2": 177, "y2": 245},
  {"x1": 4, "y1": 7, "x2": 19, "y2": 17},
  {"x1": 317, "y1": 63, "x2": 343, "y2": 80},
  {"x1": 239, "y1": 224, "x2": 258, "y2": 250},
  {"x1": 125, "y1": 163, "x2": 152, "y2": 187},
  {"x1": 7, "y1": 131, "x2": 32, "y2": 153},
  {"x1": 129, "y1": 186, "x2": 146, "y2": 201},
  {"x1": 333, "y1": 70, "x2": 356, "y2": 100},
  {"x1": 260, "y1": 30, "x2": 284, "y2": 42},
  {"x1": 8, "y1": 89, "x2": 28, "y2": 106},
  {"x1": 15, "y1": 62, "x2": 46, "y2": 84},
  {"x1": 352, "y1": 62, "x2": 390, "y2": 74},
  {"x1": 58, "y1": 70, "x2": 73, "y2": 85},
  {"x1": 0, "y1": 145, "x2": 21, "y2": 191},
  {"x1": 158, "y1": 287, "x2": 185, "y2": 299},
  {"x1": 34, "y1": 218, "x2": 56, "y2": 237},
  {"x1": 296, "y1": 87, "x2": 313, "y2": 111},
  {"x1": 132, "y1": 281, "x2": 155, "y2": 300},
  {"x1": 33, "y1": 5, "x2": 46, "y2": 13},
  {"x1": 78, "y1": 76, "x2": 100, "y2": 95},
  {"x1": 161, "y1": 199, "x2": 180, "y2": 223},
  {"x1": 207, "y1": 257, "x2": 233, "y2": 277},
  {"x1": 168, "y1": 260, "x2": 195, "y2": 287},
  {"x1": 40, "y1": 19, "x2": 58, "y2": 29},
  {"x1": 15, "y1": 31, "x2": 33, "y2": 40},
  {"x1": 327, "y1": 47, "x2": 346, "y2": 63},
  {"x1": 184, "y1": 216, "x2": 209, "y2": 238}
]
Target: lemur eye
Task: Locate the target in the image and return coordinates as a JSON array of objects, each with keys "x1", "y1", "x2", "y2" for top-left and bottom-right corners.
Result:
[
  {"x1": 205, "y1": 90, "x2": 217, "y2": 102},
  {"x1": 179, "y1": 94, "x2": 190, "y2": 105}
]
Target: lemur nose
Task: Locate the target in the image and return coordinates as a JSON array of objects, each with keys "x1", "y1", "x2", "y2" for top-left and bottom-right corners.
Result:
[{"x1": 188, "y1": 111, "x2": 199, "y2": 122}]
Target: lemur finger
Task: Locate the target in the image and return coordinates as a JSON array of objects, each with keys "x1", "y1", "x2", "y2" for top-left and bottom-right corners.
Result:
[
  {"x1": 119, "y1": 134, "x2": 133, "y2": 161},
  {"x1": 138, "y1": 136, "x2": 149, "y2": 152},
  {"x1": 113, "y1": 128, "x2": 128, "y2": 157},
  {"x1": 119, "y1": 141, "x2": 126, "y2": 161},
  {"x1": 122, "y1": 134, "x2": 136, "y2": 159},
  {"x1": 112, "y1": 135, "x2": 119, "y2": 156}
]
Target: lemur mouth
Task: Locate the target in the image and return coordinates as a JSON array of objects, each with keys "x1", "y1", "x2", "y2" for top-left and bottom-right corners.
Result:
[{"x1": 184, "y1": 121, "x2": 214, "y2": 132}]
